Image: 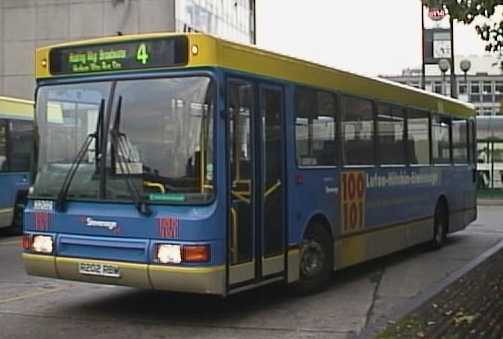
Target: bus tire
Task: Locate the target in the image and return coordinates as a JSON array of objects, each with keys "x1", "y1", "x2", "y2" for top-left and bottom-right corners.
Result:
[
  {"x1": 292, "y1": 224, "x2": 333, "y2": 295},
  {"x1": 431, "y1": 201, "x2": 448, "y2": 249}
]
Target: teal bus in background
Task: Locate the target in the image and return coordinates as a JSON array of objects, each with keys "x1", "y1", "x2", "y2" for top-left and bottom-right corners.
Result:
[{"x1": 0, "y1": 96, "x2": 34, "y2": 233}]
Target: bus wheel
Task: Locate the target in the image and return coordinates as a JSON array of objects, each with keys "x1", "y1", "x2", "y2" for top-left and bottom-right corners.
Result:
[
  {"x1": 293, "y1": 224, "x2": 333, "y2": 294},
  {"x1": 431, "y1": 202, "x2": 448, "y2": 249}
]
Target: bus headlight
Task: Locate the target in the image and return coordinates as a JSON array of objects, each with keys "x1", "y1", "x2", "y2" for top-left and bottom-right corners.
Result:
[
  {"x1": 32, "y1": 235, "x2": 54, "y2": 254},
  {"x1": 157, "y1": 244, "x2": 182, "y2": 264}
]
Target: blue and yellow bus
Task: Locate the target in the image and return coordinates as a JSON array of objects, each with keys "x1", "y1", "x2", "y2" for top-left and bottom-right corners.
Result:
[
  {"x1": 23, "y1": 33, "x2": 476, "y2": 295},
  {"x1": 0, "y1": 96, "x2": 33, "y2": 234}
]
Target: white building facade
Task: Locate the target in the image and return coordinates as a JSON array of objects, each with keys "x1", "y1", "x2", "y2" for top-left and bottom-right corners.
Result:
[{"x1": 381, "y1": 55, "x2": 503, "y2": 116}]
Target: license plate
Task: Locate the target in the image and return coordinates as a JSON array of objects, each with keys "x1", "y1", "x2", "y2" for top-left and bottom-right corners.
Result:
[{"x1": 78, "y1": 262, "x2": 120, "y2": 278}]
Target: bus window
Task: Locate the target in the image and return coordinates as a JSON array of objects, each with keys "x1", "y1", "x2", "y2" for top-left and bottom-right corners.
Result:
[
  {"x1": 110, "y1": 77, "x2": 215, "y2": 203},
  {"x1": 432, "y1": 114, "x2": 452, "y2": 164},
  {"x1": 377, "y1": 104, "x2": 405, "y2": 165},
  {"x1": 452, "y1": 118, "x2": 468, "y2": 163},
  {"x1": 0, "y1": 120, "x2": 7, "y2": 171},
  {"x1": 407, "y1": 109, "x2": 430, "y2": 165},
  {"x1": 295, "y1": 88, "x2": 337, "y2": 166},
  {"x1": 8, "y1": 120, "x2": 34, "y2": 172},
  {"x1": 342, "y1": 96, "x2": 374, "y2": 166},
  {"x1": 33, "y1": 83, "x2": 110, "y2": 200}
]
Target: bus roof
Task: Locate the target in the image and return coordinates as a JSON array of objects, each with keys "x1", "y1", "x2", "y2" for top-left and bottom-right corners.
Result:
[
  {"x1": 0, "y1": 96, "x2": 34, "y2": 120},
  {"x1": 35, "y1": 33, "x2": 475, "y2": 118}
]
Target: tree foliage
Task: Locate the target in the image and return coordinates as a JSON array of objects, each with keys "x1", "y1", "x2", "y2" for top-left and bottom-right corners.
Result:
[{"x1": 424, "y1": 0, "x2": 503, "y2": 52}]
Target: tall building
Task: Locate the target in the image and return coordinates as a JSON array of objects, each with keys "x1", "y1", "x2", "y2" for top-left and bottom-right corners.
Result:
[
  {"x1": 0, "y1": 0, "x2": 256, "y2": 100},
  {"x1": 381, "y1": 55, "x2": 503, "y2": 116}
]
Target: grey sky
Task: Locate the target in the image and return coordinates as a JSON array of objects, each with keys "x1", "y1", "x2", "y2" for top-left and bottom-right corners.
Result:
[{"x1": 256, "y1": 0, "x2": 498, "y2": 76}]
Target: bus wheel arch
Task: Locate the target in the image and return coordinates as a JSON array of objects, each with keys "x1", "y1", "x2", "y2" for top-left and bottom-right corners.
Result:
[
  {"x1": 305, "y1": 214, "x2": 334, "y2": 241},
  {"x1": 432, "y1": 195, "x2": 449, "y2": 249},
  {"x1": 293, "y1": 215, "x2": 334, "y2": 294}
]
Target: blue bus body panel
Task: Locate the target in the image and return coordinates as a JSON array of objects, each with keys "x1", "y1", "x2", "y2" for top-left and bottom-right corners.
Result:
[
  {"x1": 58, "y1": 235, "x2": 150, "y2": 263},
  {"x1": 0, "y1": 172, "x2": 29, "y2": 228},
  {"x1": 25, "y1": 67, "x2": 228, "y2": 266},
  {"x1": 24, "y1": 200, "x2": 226, "y2": 265},
  {"x1": 288, "y1": 165, "x2": 476, "y2": 244}
]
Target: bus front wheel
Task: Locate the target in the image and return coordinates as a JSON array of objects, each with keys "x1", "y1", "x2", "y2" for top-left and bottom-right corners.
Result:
[
  {"x1": 431, "y1": 201, "x2": 448, "y2": 249},
  {"x1": 293, "y1": 224, "x2": 333, "y2": 294}
]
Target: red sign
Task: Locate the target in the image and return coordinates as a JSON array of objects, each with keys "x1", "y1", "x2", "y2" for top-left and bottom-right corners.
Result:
[
  {"x1": 159, "y1": 217, "x2": 179, "y2": 239},
  {"x1": 340, "y1": 171, "x2": 366, "y2": 234},
  {"x1": 34, "y1": 212, "x2": 51, "y2": 231},
  {"x1": 428, "y1": 8, "x2": 446, "y2": 21}
]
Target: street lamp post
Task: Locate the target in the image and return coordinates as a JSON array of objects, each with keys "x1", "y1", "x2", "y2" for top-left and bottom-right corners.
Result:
[
  {"x1": 459, "y1": 59, "x2": 472, "y2": 101},
  {"x1": 460, "y1": 59, "x2": 472, "y2": 82},
  {"x1": 421, "y1": 2, "x2": 426, "y2": 90},
  {"x1": 250, "y1": 0, "x2": 256, "y2": 44},
  {"x1": 449, "y1": 16, "x2": 457, "y2": 99},
  {"x1": 439, "y1": 59, "x2": 450, "y2": 96}
]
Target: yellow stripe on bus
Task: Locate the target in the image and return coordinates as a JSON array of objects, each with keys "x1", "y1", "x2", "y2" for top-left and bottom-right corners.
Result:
[
  {"x1": 36, "y1": 34, "x2": 474, "y2": 119},
  {"x1": 0, "y1": 96, "x2": 34, "y2": 119}
]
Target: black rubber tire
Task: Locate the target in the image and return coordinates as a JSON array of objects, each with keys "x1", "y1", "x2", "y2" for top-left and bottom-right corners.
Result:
[
  {"x1": 431, "y1": 201, "x2": 448, "y2": 249},
  {"x1": 291, "y1": 224, "x2": 333, "y2": 295}
]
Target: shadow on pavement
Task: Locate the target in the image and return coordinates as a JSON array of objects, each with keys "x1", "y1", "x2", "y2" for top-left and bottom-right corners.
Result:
[{"x1": 55, "y1": 234, "x2": 469, "y2": 326}]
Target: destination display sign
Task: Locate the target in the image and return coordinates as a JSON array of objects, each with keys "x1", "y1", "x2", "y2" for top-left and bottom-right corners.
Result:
[{"x1": 49, "y1": 36, "x2": 189, "y2": 75}]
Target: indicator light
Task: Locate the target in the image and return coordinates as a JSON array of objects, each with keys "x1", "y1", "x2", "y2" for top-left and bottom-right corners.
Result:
[
  {"x1": 22, "y1": 234, "x2": 32, "y2": 250},
  {"x1": 183, "y1": 245, "x2": 210, "y2": 263},
  {"x1": 191, "y1": 44, "x2": 199, "y2": 56}
]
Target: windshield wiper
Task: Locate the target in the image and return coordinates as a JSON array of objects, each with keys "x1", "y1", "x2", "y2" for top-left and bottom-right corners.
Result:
[
  {"x1": 55, "y1": 99, "x2": 105, "y2": 212},
  {"x1": 111, "y1": 96, "x2": 152, "y2": 216}
]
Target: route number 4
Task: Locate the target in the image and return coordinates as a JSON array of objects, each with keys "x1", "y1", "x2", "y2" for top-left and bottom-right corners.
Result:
[{"x1": 136, "y1": 43, "x2": 149, "y2": 65}]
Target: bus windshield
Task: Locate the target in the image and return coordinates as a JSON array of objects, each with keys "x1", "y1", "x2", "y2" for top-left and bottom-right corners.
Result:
[{"x1": 32, "y1": 76, "x2": 215, "y2": 204}]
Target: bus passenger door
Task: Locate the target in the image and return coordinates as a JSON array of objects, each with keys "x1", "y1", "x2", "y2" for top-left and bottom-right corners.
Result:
[
  {"x1": 226, "y1": 80, "x2": 286, "y2": 292},
  {"x1": 227, "y1": 79, "x2": 257, "y2": 289},
  {"x1": 259, "y1": 85, "x2": 285, "y2": 279}
]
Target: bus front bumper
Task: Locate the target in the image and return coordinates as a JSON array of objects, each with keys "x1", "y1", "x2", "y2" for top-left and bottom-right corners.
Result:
[{"x1": 22, "y1": 253, "x2": 226, "y2": 295}]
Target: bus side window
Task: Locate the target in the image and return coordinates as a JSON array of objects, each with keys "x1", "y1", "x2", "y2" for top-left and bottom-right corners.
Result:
[
  {"x1": 407, "y1": 109, "x2": 430, "y2": 165},
  {"x1": 452, "y1": 118, "x2": 468, "y2": 164},
  {"x1": 432, "y1": 114, "x2": 452, "y2": 164},
  {"x1": 294, "y1": 87, "x2": 338, "y2": 166},
  {"x1": 377, "y1": 103, "x2": 406, "y2": 165},
  {"x1": 342, "y1": 96, "x2": 374, "y2": 166},
  {"x1": 8, "y1": 120, "x2": 34, "y2": 172}
]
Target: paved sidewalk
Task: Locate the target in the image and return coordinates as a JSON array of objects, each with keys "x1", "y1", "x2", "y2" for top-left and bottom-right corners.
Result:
[
  {"x1": 477, "y1": 198, "x2": 503, "y2": 206},
  {"x1": 377, "y1": 241, "x2": 503, "y2": 339}
]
